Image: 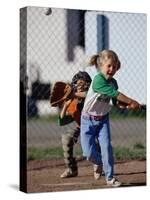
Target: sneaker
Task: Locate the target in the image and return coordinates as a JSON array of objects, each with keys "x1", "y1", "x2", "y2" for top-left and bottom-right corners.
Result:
[
  {"x1": 93, "y1": 164, "x2": 102, "y2": 180},
  {"x1": 107, "y1": 178, "x2": 121, "y2": 187},
  {"x1": 60, "y1": 168, "x2": 78, "y2": 178}
]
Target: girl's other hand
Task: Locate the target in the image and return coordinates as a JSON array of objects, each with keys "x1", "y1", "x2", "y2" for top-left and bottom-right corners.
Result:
[{"x1": 127, "y1": 100, "x2": 141, "y2": 110}]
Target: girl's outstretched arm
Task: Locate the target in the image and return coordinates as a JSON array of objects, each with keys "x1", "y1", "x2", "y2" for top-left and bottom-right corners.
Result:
[{"x1": 117, "y1": 93, "x2": 141, "y2": 110}]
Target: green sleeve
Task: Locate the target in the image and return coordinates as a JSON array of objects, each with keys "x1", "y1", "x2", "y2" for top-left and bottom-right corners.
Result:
[
  {"x1": 58, "y1": 115, "x2": 74, "y2": 126},
  {"x1": 92, "y1": 74, "x2": 119, "y2": 98}
]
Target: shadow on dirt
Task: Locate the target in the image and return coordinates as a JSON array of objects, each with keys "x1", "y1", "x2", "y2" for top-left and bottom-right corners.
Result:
[{"x1": 115, "y1": 171, "x2": 146, "y2": 176}]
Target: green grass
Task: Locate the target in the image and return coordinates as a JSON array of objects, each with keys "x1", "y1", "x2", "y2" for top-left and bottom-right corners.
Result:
[
  {"x1": 133, "y1": 142, "x2": 145, "y2": 149},
  {"x1": 27, "y1": 147, "x2": 63, "y2": 160},
  {"x1": 27, "y1": 144, "x2": 146, "y2": 161},
  {"x1": 113, "y1": 146, "x2": 146, "y2": 161}
]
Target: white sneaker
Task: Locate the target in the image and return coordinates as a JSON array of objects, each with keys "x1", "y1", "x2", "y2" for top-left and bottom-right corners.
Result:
[
  {"x1": 107, "y1": 178, "x2": 121, "y2": 187},
  {"x1": 93, "y1": 164, "x2": 102, "y2": 180}
]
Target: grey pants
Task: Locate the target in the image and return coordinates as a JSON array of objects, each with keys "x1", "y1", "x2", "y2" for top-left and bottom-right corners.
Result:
[{"x1": 61, "y1": 127, "x2": 80, "y2": 172}]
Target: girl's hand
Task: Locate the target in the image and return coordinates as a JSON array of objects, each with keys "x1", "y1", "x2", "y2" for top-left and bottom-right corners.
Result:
[
  {"x1": 127, "y1": 100, "x2": 141, "y2": 110},
  {"x1": 117, "y1": 101, "x2": 128, "y2": 109}
]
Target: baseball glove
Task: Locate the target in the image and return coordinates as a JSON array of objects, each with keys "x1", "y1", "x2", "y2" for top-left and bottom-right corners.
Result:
[{"x1": 50, "y1": 82, "x2": 73, "y2": 107}]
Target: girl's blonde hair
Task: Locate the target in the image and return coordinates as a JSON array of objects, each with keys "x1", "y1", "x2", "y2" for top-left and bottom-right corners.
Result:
[{"x1": 89, "y1": 50, "x2": 121, "y2": 70}]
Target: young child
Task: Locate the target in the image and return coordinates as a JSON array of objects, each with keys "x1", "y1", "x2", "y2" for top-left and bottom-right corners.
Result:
[
  {"x1": 59, "y1": 71, "x2": 92, "y2": 178},
  {"x1": 80, "y1": 50, "x2": 141, "y2": 187}
]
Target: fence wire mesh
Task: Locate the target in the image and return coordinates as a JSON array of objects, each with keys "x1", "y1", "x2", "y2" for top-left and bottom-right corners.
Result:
[{"x1": 20, "y1": 7, "x2": 146, "y2": 161}]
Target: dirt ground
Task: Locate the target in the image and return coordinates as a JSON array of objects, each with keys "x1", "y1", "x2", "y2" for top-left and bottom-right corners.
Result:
[{"x1": 27, "y1": 159, "x2": 146, "y2": 193}]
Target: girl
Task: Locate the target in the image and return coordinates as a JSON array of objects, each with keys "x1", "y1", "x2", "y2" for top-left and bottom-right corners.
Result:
[{"x1": 80, "y1": 50, "x2": 141, "y2": 187}]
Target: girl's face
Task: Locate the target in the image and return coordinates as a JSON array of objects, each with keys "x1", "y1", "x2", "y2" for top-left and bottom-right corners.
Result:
[{"x1": 100, "y1": 59, "x2": 118, "y2": 79}]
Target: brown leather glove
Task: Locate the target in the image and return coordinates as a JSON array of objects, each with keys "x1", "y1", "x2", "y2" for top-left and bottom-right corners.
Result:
[{"x1": 50, "y1": 82, "x2": 73, "y2": 107}]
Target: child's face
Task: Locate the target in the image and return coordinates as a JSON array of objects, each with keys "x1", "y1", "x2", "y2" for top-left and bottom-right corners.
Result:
[
  {"x1": 76, "y1": 79, "x2": 86, "y2": 92},
  {"x1": 100, "y1": 59, "x2": 118, "y2": 79}
]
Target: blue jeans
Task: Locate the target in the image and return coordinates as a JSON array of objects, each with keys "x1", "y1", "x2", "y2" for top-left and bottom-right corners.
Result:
[{"x1": 80, "y1": 114, "x2": 114, "y2": 181}]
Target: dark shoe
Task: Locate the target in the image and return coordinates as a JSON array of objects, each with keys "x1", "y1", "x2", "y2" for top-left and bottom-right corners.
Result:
[
  {"x1": 60, "y1": 168, "x2": 78, "y2": 178},
  {"x1": 93, "y1": 164, "x2": 102, "y2": 180}
]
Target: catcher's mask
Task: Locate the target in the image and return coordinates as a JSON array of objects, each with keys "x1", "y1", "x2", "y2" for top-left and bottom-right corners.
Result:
[{"x1": 71, "y1": 71, "x2": 92, "y2": 92}]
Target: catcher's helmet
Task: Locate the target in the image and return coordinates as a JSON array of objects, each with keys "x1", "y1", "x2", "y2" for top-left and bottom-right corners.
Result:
[{"x1": 71, "y1": 71, "x2": 92, "y2": 91}]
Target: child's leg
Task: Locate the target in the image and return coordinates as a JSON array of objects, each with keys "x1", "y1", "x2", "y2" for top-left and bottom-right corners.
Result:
[
  {"x1": 98, "y1": 116, "x2": 114, "y2": 181},
  {"x1": 60, "y1": 127, "x2": 80, "y2": 178},
  {"x1": 80, "y1": 115, "x2": 102, "y2": 165}
]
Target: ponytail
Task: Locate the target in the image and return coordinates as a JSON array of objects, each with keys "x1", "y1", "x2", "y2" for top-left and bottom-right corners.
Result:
[{"x1": 89, "y1": 54, "x2": 99, "y2": 67}]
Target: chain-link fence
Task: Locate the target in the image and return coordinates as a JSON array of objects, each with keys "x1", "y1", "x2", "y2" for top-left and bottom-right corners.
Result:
[{"x1": 20, "y1": 6, "x2": 146, "y2": 160}]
